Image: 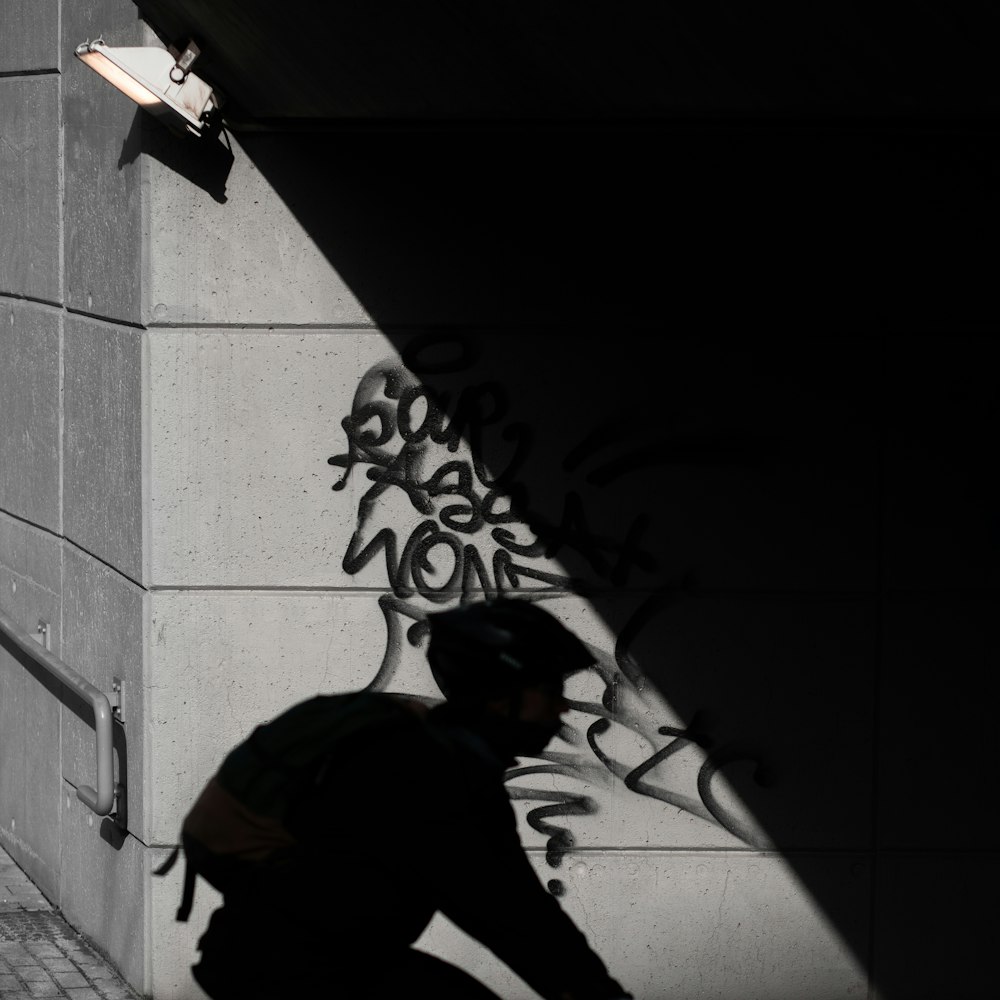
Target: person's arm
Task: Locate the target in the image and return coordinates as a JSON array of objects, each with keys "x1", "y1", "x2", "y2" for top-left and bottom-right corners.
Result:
[{"x1": 427, "y1": 780, "x2": 632, "y2": 1000}]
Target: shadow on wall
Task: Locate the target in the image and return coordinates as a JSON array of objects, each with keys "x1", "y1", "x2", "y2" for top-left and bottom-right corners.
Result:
[
  {"x1": 233, "y1": 122, "x2": 997, "y2": 331},
  {"x1": 187, "y1": 121, "x2": 998, "y2": 996},
  {"x1": 120, "y1": 107, "x2": 235, "y2": 204}
]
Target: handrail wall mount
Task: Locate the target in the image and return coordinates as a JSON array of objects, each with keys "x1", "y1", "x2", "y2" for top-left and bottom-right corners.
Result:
[{"x1": 0, "y1": 603, "x2": 124, "y2": 819}]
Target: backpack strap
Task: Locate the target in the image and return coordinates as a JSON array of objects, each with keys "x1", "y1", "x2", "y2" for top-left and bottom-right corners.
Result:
[
  {"x1": 153, "y1": 845, "x2": 180, "y2": 876},
  {"x1": 151, "y1": 843, "x2": 197, "y2": 922},
  {"x1": 176, "y1": 854, "x2": 196, "y2": 922}
]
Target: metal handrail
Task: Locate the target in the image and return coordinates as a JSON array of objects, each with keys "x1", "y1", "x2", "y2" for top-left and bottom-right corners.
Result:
[{"x1": 0, "y1": 604, "x2": 117, "y2": 816}]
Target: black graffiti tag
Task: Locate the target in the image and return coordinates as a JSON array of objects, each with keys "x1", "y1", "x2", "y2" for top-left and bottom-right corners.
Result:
[
  {"x1": 328, "y1": 349, "x2": 653, "y2": 600},
  {"x1": 327, "y1": 336, "x2": 772, "y2": 881}
]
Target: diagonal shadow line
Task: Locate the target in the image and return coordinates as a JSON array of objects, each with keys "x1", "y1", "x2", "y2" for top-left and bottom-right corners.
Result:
[
  {"x1": 189, "y1": 118, "x2": 999, "y2": 998},
  {"x1": 232, "y1": 121, "x2": 872, "y2": 989}
]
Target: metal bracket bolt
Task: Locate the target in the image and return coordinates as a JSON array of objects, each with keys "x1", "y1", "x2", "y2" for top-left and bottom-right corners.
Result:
[
  {"x1": 110, "y1": 677, "x2": 123, "y2": 724},
  {"x1": 169, "y1": 39, "x2": 201, "y2": 83}
]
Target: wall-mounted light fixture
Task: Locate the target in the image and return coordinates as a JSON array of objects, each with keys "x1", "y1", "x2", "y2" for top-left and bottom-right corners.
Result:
[{"x1": 74, "y1": 38, "x2": 219, "y2": 137}]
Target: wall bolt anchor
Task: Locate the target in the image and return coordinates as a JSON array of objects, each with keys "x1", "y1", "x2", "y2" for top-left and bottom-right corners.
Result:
[{"x1": 110, "y1": 677, "x2": 124, "y2": 724}]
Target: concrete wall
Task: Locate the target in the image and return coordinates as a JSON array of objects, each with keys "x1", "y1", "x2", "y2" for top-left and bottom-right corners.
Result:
[
  {"x1": 0, "y1": 0, "x2": 149, "y2": 988},
  {"x1": 0, "y1": 0, "x2": 65, "y2": 907},
  {"x1": 2, "y1": 3, "x2": 998, "y2": 999}
]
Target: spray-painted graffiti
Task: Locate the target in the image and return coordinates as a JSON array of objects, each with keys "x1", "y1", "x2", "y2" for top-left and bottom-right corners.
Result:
[
  {"x1": 328, "y1": 334, "x2": 772, "y2": 883},
  {"x1": 327, "y1": 341, "x2": 654, "y2": 601}
]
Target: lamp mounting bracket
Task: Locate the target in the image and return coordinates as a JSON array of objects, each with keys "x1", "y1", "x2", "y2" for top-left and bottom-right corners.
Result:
[{"x1": 168, "y1": 39, "x2": 201, "y2": 84}]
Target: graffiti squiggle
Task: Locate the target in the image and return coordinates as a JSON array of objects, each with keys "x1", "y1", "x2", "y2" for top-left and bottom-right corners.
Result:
[{"x1": 328, "y1": 337, "x2": 773, "y2": 877}]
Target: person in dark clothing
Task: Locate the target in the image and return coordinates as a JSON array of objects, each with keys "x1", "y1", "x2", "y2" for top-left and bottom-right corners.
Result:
[{"x1": 184, "y1": 599, "x2": 633, "y2": 999}]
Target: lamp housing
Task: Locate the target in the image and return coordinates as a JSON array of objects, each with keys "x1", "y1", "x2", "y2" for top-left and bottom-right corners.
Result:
[{"x1": 74, "y1": 39, "x2": 216, "y2": 137}]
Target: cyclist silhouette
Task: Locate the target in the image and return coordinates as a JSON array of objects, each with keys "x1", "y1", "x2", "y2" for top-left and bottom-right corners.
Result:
[{"x1": 181, "y1": 599, "x2": 633, "y2": 999}]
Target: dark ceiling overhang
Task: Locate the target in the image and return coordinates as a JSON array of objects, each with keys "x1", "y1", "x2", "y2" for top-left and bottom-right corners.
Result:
[{"x1": 133, "y1": 1, "x2": 1000, "y2": 129}]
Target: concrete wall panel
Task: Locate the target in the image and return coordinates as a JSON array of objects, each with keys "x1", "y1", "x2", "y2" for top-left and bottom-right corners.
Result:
[
  {"x1": 0, "y1": 515, "x2": 62, "y2": 901},
  {"x1": 418, "y1": 851, "x2": 869, "y2": 999},
  {"x1": 878, "y1": 597, "x2": 997, "y2": 850},
  {"x1": 0, "y1": 301, "x2": 61, "y2": 531},
  {"x1": 144, "y1": 136, "x2": 371, "y2": 327},
  {"x1": 492, "y1": 596, "x2": 875, "y2": 858},
  {"x1": 145, "y1": 590, "x2": 875, "y2": 858},
  {"x1": 148, "y1": 329, "x2": 399, "y2": 586},
  {"x1": 0, "y1": 1, "x2": 60, "y2": 72},
  {"x1": 61, "y1": 544, "x2": 146, "y2": 840},
  {"x1": 61, "y1": 0, "x2": 144, "y2": 323},
  {"x1": 58, "y1": 780, "x2": 147, "y2": 995},
  {"x1": 419, "y1": 333, "x2": 879, "y2": 594},
  {"x1": 0, "y1": 76, "x2": 61, "y2": 302},
  {"x1": 146, "y1": 589, "x2": 727, "y2": 847},
  {"x1": 884, "y1": 335, "x2": 1000, "y2": 590},
  {"x1": 143, "y1": 573, "x2": 877, "y2": 998},
  {"x1": 146, "y1": 591, "x2": 391, "y2": 843},
  {"x1": 873, "y1": 853, "x2": 999, "y2": 1000},
  {"x1": 63, "y1": 316, "x2": 143, "y2": 581},
  {"x1": 149, "y1": 330, "x2": 879, "y2": 592},
  {"x1": 150, "y1": 845, "x2": 216, "y2": 1000}
]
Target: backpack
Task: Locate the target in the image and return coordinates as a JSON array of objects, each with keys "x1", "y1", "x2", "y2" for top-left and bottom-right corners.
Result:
[{"x1": 154, "y1": 690, "x2": 425, "y2": 921}]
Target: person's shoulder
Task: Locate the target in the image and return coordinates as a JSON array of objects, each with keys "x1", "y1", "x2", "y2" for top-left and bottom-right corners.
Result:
[
  {"x1": 347, "y1": 692, "x2": 443, "y2": 755},
  {"x1": 351, "y1": 692, "x2": 438, "y2": 735},
  {"x1": 380, "y1": 692, "x2": 434, "y2": 720}
]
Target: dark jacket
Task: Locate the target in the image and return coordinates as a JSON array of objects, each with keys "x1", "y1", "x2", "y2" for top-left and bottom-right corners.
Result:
[{"x1": 193, "y1": 692, "x2": 629, "y2": 999}]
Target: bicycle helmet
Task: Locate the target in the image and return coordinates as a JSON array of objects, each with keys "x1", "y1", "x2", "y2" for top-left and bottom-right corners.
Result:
[{"x1": 425, "y1": 598, "x2": 594, "y2": 702}]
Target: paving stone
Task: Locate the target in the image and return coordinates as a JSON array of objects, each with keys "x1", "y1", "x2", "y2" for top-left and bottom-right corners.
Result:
[
  {"x1": 25, "y1": 982, "x2": 63, "y2": 997},
  {"x1": 7, "y1": 886, "x2": 43, "y2": 898},
  {"x1": 38, "y1": 956, "x2": 76, "y2": 972},
  {"x1": 0, "y1": 941, "x2": 135, "y2": 997},
  {"x1": 93, "y1": 985, "x2": 131, "y2": 999},
  {"x1": 24, "y1": 945, "x2": 61, "y2": 958},
  {"x1": 18, "y1": 967, "x2": 53, "y2": 982},
  {"x1": 74, "y1": 964, "x2": 115, "y2": 980},
  {"x1": 52, "y1": 971, "x2": 88, "y2": 988},
  {"x1": 2, "y1": 954, "x2": 37, "y2": 967},
  {"x1": 0, "y1": 854, "x2": 140, "y2": 999},
  {"x1": 59, "y1": 951, "x2": 90, "y2": 964}
]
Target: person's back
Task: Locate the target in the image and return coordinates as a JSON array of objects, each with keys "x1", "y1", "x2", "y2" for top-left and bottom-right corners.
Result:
[{"x1": 184, "y1": 601, "x2": 634, "y2": 999}]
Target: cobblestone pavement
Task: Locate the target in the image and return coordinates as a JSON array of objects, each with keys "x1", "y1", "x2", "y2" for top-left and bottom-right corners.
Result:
[{"x1": 0, "y1": 847, "x2": 142, "y2": 1000}]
